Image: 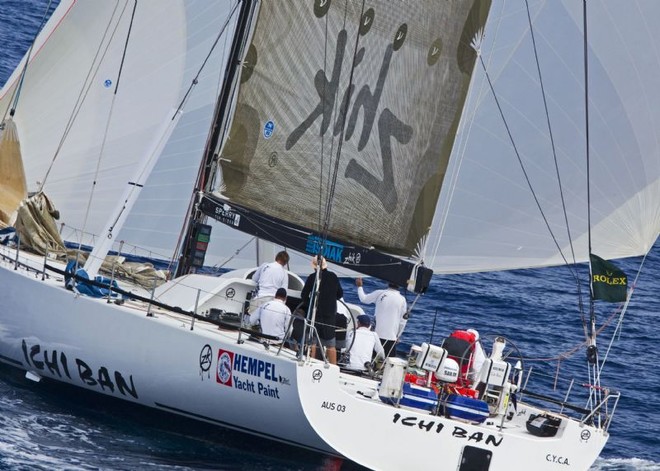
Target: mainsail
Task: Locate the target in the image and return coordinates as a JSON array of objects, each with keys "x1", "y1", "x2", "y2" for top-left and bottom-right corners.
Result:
[{"x1": 205, "y1": 0, "x2": 491, "y2": 283}]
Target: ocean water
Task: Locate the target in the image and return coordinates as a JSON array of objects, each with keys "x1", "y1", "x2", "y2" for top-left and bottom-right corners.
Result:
[{"x1": 1, "y1": 1, "x2": 660, "y2": 470}]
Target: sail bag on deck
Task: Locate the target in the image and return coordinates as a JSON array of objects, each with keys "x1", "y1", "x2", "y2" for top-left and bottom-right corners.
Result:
[{"x1": 14, "y1": 191, "x2": 66, "y2": 256}]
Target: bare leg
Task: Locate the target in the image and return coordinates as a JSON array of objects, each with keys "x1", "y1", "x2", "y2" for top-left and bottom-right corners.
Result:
[{"x1": 326, "y1": 347, "x2": 337, "y2": 365}]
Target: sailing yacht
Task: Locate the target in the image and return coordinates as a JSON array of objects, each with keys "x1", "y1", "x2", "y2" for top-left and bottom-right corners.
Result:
[{"x1": 1, "y1": 1, "x2": 659, "y2": 470}]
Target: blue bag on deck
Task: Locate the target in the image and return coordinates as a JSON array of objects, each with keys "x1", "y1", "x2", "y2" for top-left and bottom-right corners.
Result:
[{"x1": 65, "y1": 260, "x2": 120, "y2": 298}]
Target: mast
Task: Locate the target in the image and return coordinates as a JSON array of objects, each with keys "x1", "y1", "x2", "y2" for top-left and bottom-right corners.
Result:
[
  {"x1": 582, "y1": 0, "x2": 598, "y2": 365},
  {"x1": 176, "y1": 0, "x2": 256, "y2": 277}
]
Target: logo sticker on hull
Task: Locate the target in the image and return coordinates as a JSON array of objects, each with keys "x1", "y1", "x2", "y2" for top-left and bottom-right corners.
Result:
[
  {"x1": 216, "y1": 349, "x2": 234, "y2": 386},
  {"x1": 199, "y1": 344, "x2": 212, "y2": 379}
]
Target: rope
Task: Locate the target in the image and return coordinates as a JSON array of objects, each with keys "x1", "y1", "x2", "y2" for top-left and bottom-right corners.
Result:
[
  {"x1": 76, "y1": 0, "x2": 138, "y2": 256},
  {"x1": 39, "y1": 1, "x2": 125, "y2": 192},
  {"x1": 524, "y1": 0, "x2": 588, "y2": 339},
  {"x1": 478, "y1": 55, "x2": 577, "y2": 283},
  {"x1": 523, "y1": 302, "x2": 622, "y2": 363},
  {"x1": 322, "y1": 0, "x2": 366, "y2": 239}
]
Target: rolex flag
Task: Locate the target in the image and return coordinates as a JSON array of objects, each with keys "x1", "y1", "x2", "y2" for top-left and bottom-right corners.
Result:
[{"x1": 590, "y1": 253, "x2": 627, "y2": 303}]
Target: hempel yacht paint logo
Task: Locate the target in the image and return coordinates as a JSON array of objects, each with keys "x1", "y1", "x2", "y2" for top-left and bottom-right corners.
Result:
[{"x1": 216, "y1": 349, "x2": 234, "y2": 386}]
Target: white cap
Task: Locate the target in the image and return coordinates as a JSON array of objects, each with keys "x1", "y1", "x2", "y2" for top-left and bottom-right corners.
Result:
[{"x1": 467, "y1": 328, "x2": 479, "y2": 340}]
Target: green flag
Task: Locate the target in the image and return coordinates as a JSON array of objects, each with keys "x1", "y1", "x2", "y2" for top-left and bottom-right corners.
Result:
[{"x1": 590, "y1": 253, "x2": 627, "y2": 303}]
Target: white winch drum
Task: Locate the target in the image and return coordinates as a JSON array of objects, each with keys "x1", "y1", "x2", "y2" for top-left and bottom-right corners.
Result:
[
  {"x1": 415, "y1": 342, "x2": 448, "y2": 373},
  {"x1": 378, "y1": 357, "x2": 408, "y2": 401},
  {"x1": 435, "y1": 357, "x2": 459, "y2": 383},
  {"x1": 478, "y1": 358, "x2": 511, "y2": 387}
]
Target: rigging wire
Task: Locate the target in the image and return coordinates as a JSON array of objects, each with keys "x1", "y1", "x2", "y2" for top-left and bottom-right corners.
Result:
[
  {"x1": 314, "y1": 0, "x2": 353, "y2": 254},
  {"x1": 318, "y1": 2, "x2": 331, "y2": 232},
  {"x1": 38, "y1": 1, "x2": 125, "y2": 193},
  {"x1": 595, "y1": 252, "x2": 648, "y2": 378},
  {"x1": 322, "y1": 0, "x2": 366, "y2": 241},
  {"x1": 167, "y1": 0, "x2": 245, "y2": 270},
  {"x1": 174, "y1": 0, "x2": 242, "y2": 117},
  {"x1": 0, "y1": 0, "x2": 54, "y2": 123},
  {"x1": 300, "y1": 0, "x2": 368, "y2": 362},
  {"x1": 478, "y1": 55, "x2": 577, "y2": 281},
  {"x1": 211, "y1": 236, "x2": 257, "y2": 271},
  {"x1": 76, "y1": 0, "x2": 138, "y2": 257},
  {"x1": 580, "y1": 0, "x2": 602, "y2": 411},
  {"x1": 523, "y1": 0, "x2": 588, "y2": 341}
]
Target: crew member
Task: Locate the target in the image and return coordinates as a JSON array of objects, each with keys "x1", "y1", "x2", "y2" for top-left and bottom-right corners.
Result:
[
  {"x1": 356, "y1": 277, "x2": 407, "y2": 357},
  {"x1": 301, "y1": 256, "x2": 343, "y2": 364},
  {"x1": 250, "y1": 250, "x2": 289, "y2": 314},
  {"x1": 347, "y1": 315, "x2": 384, "y2": 371},
  {"x1": 250, "y1": 288, "x2": 291, "y2": 341}
]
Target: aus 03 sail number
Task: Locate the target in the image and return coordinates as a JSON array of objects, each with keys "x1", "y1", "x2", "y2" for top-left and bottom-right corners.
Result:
[{"x1": 321, "y1": 401, "x2": 346, "y2": 412}]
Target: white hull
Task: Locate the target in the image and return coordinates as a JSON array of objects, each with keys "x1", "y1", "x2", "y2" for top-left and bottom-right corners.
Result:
[
  {"x1": 298, "y1": 366, "x2": 608, "y2": 470},
  {"x1": 0, "y1": 249, "x2": 609, "y2": 470},
  {"x1": 0, "y1": 253, "x2": 332, "y2": 455}
]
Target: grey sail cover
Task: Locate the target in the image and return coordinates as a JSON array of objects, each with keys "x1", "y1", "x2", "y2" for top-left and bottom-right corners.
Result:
[{"x1": 218, "y1": 0, "x2": 491, "y2": 257}]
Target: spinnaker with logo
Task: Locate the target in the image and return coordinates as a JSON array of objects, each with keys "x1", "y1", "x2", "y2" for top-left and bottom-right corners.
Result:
[{"x1": 1, "y1": 1, "x2": 658, "y2": 470}]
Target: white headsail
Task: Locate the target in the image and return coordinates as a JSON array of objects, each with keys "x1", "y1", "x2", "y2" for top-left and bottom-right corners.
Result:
[
  {"x1": 427, "y1": 0, "x2": 660, "y2": 274},
  {"x1": 0, "y1": 0, "x2": 239, "y2": 262}
]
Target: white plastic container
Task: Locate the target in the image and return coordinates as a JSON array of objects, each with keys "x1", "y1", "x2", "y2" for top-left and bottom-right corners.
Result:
[
  {"x1": 415, "y1": 342, "x2": 447, "y2": 373},
  {"x1": 435, "y1": 357, "x2": 459, "y2": 383},
  {"x1": 378, "y1": 357, "x2": 408, "y2": 403}
]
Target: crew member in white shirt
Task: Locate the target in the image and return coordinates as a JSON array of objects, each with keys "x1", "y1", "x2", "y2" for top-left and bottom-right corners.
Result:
[
  {"x1": 250, "y1": 251, "x2": 289, "y2": 314},
  {"x1": 347, "y1": 315, "x2": 384, "y2": 371},
  {"x1": 356, "y1": 277, "x2": 407, "y2": 357},
  {"x1": 249, "y1": 288, "x2": 291, "y2": 341}
]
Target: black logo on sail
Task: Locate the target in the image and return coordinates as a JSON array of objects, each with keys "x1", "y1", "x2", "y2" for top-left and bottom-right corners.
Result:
[{"x1": 590, "y1": 253, "x2": 627, "y2": 303}]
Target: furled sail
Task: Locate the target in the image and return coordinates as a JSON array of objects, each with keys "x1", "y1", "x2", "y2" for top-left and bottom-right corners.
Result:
[
  {"x1": 14, "y1": 191, "x2": 65, "y2": 256},
  {"x1": 212, "y1": 0, "x2": 491, "y2": 272}
]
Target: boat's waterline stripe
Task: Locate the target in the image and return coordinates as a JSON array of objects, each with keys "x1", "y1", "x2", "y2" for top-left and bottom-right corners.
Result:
[
  {"x1": 154, "y1": 401, "x2": 337, "y2": 456},
  {"x1": 0, "y1": 354, "x2": 23, "y2": 367}
]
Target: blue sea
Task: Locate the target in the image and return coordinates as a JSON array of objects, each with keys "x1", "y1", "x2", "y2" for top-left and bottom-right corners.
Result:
[{"x1": 1, "y1": 1, "x2": 659, "y2": 470}]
